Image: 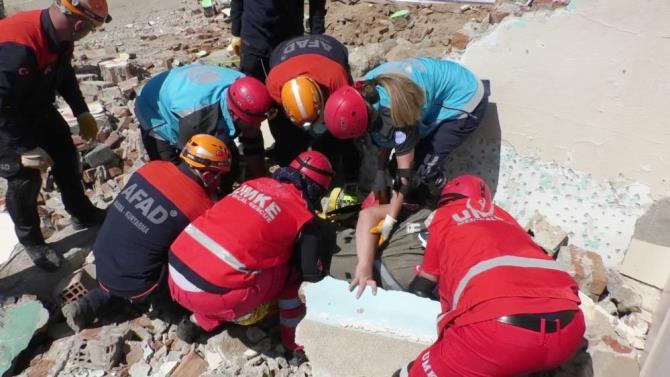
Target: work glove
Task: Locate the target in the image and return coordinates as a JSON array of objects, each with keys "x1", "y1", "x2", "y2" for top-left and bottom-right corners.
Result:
[
  {"x1": 370, "y1": 214, "x2": 397, "y2": 246},
  {"x1": 228, "y1": 36, "x2": 242, "y2": 56},
  {"x1": 371, "y1": 168, "x2": 392, "y2": 194},
  {"x1": 20, "y1": 147, "x2": 52, "y2": 171},
  {"x1": 77, "y1": 112, "x2": 98, "y2": 141}
]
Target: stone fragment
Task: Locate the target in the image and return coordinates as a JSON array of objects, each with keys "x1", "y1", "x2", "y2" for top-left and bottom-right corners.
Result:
[
  {"x1": 450, "y1": 32, "x2": 470, "y2": 50},
  {"x1": 526, "y1": 212, "x2": 569, "y2": 256},
  {"x1": 607, "y1": 271, "x2": 642, "y2": 314},
  {"x1": 489, "y1": 3, "x2": 521, "y2": 24},
  {"x1": 99, "y1": 58, "x2": 134, "y2": 84},
  {"x1": 80, "y1": 80, "x2": 115, "y2": 98},
  {"x1": 0, "y1": 297, "x2": 50, "y2": 376},
  {"x1": 348, "y1": 40, "x2": 397, "y2": 78},
  {"x1": 118, "y1": 77, "x2": 140, "y2": 100},
  {"x1": 557, "y1": 245, "x2": 608, "y2": 300},
  {"x1": 84, "y1": 144, "x2": 119, "y2": 168},
  {"x1": 103, "y1": 131, "x2": 123, "y2": 149},
  {"x1": 171, "y1": 351, "x2": 208, "y2": 377},
  {"x1": 590, "y1": 345, "x2": 639, "y2": 377}
]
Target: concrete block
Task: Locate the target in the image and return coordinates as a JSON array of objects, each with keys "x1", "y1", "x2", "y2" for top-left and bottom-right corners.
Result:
[
  {"x1": 171, "y1": 351, "x2": 208, "y2": 377},
  {"x1": 607, "y1": 271, "x2": 642, "y2": 314},
  {"x1": 84, "y1": 144, "x2": 118, "y2": 168},
  {"x1": 53, "y1": 264, "x2": 97, "y2": 305},
  {"x1": 99, "y1": 58, "x2": 133, "y2": 84},
  {"x1": 557, "y1": 245, "x2": 608, "y2": 300},
  {"x1": 527, "y1": 211, "x2": 569, "y2": 256},
  {"x1": 0, "y1": 298, "x2": 50, "y2": 376},
  {"x1": 297, "y1": 277, "x2": 440, "y2": 377},
  {"x1": 80, "y1": 80, "x2": 115, "y2": 98},
  {"x1": 118, "y1": 77, "x2": 140, "y2": 100},
  {"x1": 620, "y1": 238, "x2": 670, "y2": 289},
  {"x1": 100, "y1": 86, "x2": 124, "y2": 103}
]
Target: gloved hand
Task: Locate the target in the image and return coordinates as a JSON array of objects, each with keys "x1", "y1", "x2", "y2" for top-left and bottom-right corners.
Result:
[
  {"x1": 228, "y1": 36, "x2": 242, "y2": 56},
  {"x1": 370, "y1": 214, "x2": 397, "y2": 246},
  {"x1": 20, "y1": 147, "x2": 52, "y2": 171},
  {"x1": 371, "y1": 168, "x2": 392, "y2": 193},
  {"x1": 77, "y1": 112, "x2": 98, "y2": 141}
]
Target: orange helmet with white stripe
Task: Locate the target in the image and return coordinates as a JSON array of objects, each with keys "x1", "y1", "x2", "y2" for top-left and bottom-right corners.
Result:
[
  {"x1": 280, "y1": 76, "x2": 324, "y2": 129},
  {"x1": 56, "y1": 0, "x2": 111, "y2": 27}
]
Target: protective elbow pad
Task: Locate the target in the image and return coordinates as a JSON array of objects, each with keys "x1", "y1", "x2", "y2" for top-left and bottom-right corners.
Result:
[
  {"x1": 408, "y1": 276, "x2": 438, "y2": 301},
  {"x1": 394, "y1": 168, "x2": 413, "y2": 196}
]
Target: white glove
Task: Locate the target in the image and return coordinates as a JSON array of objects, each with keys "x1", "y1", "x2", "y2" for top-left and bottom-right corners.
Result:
[
  {"x1": 370, "y1": 214, "x2": 397, "y2": 246},
  {"x1": 21, "y1": 147, "x2": 52, "y2": 171}
]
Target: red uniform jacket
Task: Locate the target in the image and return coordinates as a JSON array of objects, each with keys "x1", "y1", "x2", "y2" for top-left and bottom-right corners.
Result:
[
  {"x1": 170, "y1": 177, "x2": 314, "y2": 291},
  {"x1": 421, "y1": 199, "x2": 580, "y2": 332}
]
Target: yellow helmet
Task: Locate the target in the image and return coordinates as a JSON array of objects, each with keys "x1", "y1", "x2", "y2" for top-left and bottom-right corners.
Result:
[
  {"x1": 319, "y1": 186, "x2": 360, "y2": 221},
  {"x1": 280, "y1": 76, "x2": 324, "y2": 129},
  {"x1": 179, "y1": 134, "x2": 232, "y2": 173},
  {"x1": 56, "y1": 0, "x2": 111, "y2": 27}
]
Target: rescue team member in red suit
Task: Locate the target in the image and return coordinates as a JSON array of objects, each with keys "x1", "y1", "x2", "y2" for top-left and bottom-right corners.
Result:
[
  {"x1": 264, "y1": 34, "x2": 359, "y2": 181},
  {"x1": 0, "y1": 0, "x2": 111, "y2": 271},
  {"x1": 384, "y1": 175, "x2": 585, "y2": 377},
  {"x1": 61, "y1": 135, "x2": 232, "y2": 331},
  {"x1": 169, "y1": 151, "x2": 335, "y2": 348}
]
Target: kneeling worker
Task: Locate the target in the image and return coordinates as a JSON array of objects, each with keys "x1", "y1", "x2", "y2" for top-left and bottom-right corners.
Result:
[
  {"x1": 168, "y1": 151, "x2": 335, "y2": 349},
  {"x1": 392, "y1": 174, "x2": 585, "y2": 377},
  {"x1": 62, "y1": 135, "x2": 232, "y2": 330}
]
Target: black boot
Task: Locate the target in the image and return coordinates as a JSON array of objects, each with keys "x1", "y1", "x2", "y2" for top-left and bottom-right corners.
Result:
[
  {"x1": 24, "y1": 244, "x2": 62, "y2": 272},
  {"x1": 72, "y1": 208, "x2": 107, "y2": 230},
  {"x1": 177, "y1": 315, "x2": 206, "y2": 344},
  {"x1": 61, "y1": 288, "x2": 110, "y2": 331}
]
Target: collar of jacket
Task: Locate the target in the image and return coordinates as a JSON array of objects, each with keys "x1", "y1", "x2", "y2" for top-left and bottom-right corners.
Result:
[{"x1": 41, "y1": 9, "x2": 73, "y2": 53}]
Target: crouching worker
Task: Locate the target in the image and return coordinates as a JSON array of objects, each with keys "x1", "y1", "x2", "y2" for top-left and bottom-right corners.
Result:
[
  {"x1": 62, "y1": 135, "x2": 232, "y2": 331},
  {"x1": 135, "y1": 64, "x2": 275, "y2": 179},
  {"x1": 394, "y1": 175, "x2": 585, "y2": 377},
  {"x1": 168, "y1": 151, "x2": 335, "y2": 349}
]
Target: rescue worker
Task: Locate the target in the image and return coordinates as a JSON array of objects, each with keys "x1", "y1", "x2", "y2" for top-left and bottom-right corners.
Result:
[
  {"x1": 135, "y1": 63, "x2": 274, "y2": 179},
  {"x1": 265, "y1": 34, "x2": 360, "y2": 182},
  {"x1": 61, "y1": 134, "x2": 231, "y2": 331},
  {"x1": 383, "y1": 175, "x2": 584, "y2": 377},
  {"x1": 324, "y1": 58, "x2": 489, "y2": 245},
  {"x1": 168, "y1": 151, "x2": 335, "y2": 349},
  {"x1": 230, "y1": 0, "x2": 326, "y2": 81},
  {"x1": 0, "y1": 0, "x2": 111, "y2": 271}
]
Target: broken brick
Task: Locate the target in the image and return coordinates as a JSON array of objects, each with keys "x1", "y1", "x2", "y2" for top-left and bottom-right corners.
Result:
[
  {"x1": 557, "y1": 245, "x2": 608, "y2": 300},
  {"x1": 450, "y1": 32, "x2": 470, "y2": 50},
  {"x1": 117, "y1": 77, "x2": 139, "y2": 100}
]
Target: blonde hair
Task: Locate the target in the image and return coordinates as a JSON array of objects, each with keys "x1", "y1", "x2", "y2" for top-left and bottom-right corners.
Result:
[{"x1": 372, "y1": 74, "x2": 424, "y2": 128}]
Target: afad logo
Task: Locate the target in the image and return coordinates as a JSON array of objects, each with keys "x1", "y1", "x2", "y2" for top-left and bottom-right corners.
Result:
[{"x1": 451, "y1": 198, "x2": 502, "y2": 225}]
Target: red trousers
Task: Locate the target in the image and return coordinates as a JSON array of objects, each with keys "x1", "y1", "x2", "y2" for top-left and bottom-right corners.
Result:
[
  {"x1": 404, "y1": 310, "x2": 585, "y2": 377},
  {"x1": 168, "y1": 263, "x2": 305, "y2": 350}
]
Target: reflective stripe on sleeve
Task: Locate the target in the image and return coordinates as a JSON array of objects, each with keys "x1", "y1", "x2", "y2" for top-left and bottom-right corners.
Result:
[{"x1": 184, "y1": 224, "x2": 257, "y2": 274}]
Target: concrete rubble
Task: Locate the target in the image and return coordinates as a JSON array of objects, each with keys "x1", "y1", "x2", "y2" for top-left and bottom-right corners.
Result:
[{"x1": 0, "y1": 0, "x2": 666, "y2": 376}]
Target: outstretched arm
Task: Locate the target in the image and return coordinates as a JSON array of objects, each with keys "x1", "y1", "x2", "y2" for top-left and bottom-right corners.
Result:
[{"x1": 349, "y1": 204, "x2": 391, "y2": 298}]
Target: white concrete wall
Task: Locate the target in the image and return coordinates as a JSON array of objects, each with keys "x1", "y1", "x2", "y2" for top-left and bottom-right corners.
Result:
[{"x1": 462, "y1": 0, "x2": 670, "y2": 198}]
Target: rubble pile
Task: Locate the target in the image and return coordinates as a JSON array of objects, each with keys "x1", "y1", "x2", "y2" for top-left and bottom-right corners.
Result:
[{"x1": 527, "y1": 214, "x2": 660, "y2": 376}]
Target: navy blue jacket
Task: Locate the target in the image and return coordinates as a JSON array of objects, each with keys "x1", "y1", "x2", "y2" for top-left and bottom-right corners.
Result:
[
  {"x1": 230, "y1": 0, "x2": 327, "y2": 58},
  {"x1": 93, "y1": 162, "x2": 213, "y2": 298}
]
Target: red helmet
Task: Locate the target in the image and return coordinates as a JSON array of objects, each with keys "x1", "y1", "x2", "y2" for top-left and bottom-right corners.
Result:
[
  {"x1": 439, "y1": 174, "x2": 492, "y2": 208},
  {"x1": 227, "y1": 76, "x2": 274, "y2": 125},
  {"x1": 324, "y1": 85, "x2": 369, "y2": 140},
  {"x1": 289, "y1": 151, "x2": 334, "y2": 189}
]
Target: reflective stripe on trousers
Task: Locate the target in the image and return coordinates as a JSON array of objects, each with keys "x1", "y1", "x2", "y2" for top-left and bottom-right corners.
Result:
[{"x1": 437, "y1": 255, "x2": 567, "y2": 323}]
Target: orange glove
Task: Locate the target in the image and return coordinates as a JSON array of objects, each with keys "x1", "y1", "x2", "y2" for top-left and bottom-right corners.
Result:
[{"x1": 370, "y1": 214, "x2": 397, "y2": 246}]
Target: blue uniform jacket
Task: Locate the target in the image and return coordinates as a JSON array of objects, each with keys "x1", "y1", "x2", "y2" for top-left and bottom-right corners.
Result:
[
  {"x1": 135, "y1": 64, "x2": 244, "y2": 147},
  {"x1": 363, "y1": 58, "x2": 485, "y2": 138}
]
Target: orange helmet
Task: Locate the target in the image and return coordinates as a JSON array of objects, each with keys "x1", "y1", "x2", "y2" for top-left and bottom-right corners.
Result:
[
  {"x1": 179, "y1": 134, "x2": 232, "y2": 173},
  {"x1": 280, "y1": 76, "x2": 324, "y2": 129},
  {"x1": 56, "y1": 0, "x2": 111, "y2": 27}
]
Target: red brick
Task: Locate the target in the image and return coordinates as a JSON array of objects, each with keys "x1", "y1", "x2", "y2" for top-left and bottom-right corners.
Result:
[{"x1": 451, "y1": 32, "x2": 470, "y2": 50}]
